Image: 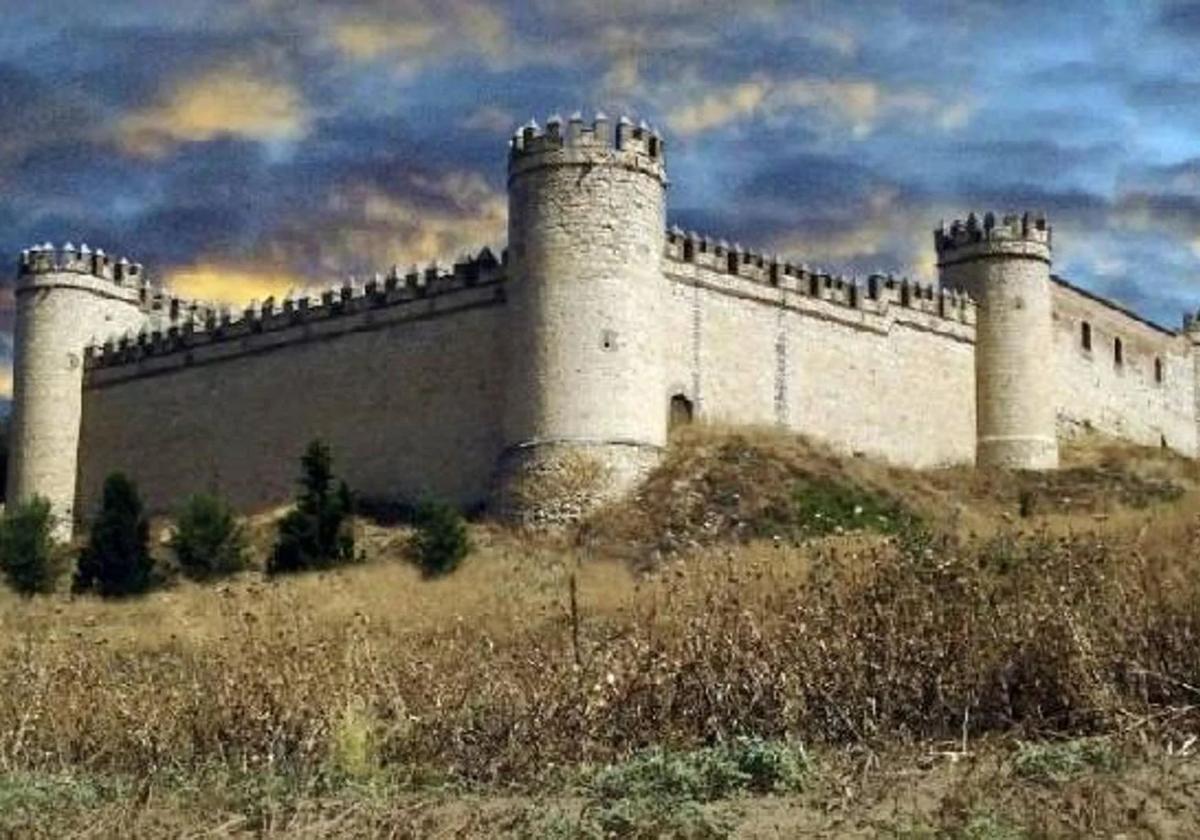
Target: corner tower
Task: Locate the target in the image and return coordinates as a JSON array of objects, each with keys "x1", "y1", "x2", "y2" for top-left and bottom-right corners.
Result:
[
  {"x1": 936, "y1": 212, "x2": 1058, "y2": 470},
  {"x1": 8, "y1": 244, "x2": 148, "y2": 537},
  {"x1": 499, "y1": 113, "x2": 668, "y2": 521}
]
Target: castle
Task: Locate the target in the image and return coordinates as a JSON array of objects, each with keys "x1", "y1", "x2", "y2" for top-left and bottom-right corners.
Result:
[{"x1": 9, "y1": 113, "x2": 1200, "y2": 537}]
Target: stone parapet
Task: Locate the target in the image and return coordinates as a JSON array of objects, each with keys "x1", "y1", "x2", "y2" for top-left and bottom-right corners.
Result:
[
  {"x1": 19, "y1": 242, "x2": 146, "y2": 285},
  {"x1": 935, "y1": 212, "x2": 1051, "y2": 266},
  {"x1": 508, "y1": 112, "x2": 666, "y2": 184},
  {"x1": 84, "y1": 247, "x2": 505, "y2": 372},
  {"x1": 664, "y1": 227, "x2": 976, "y2": 330}
]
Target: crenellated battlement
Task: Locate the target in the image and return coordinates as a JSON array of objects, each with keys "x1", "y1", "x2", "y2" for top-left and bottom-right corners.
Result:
[
  {"x1": 84, "y1": 246, "x2": 506, "y2": 371},
  {"x1": 18, "y1": 242, "x2": 147, "y2": 286},
  {"x1": 934, "y1": 212, "x2": 1052, "y2": 263},
  {"x1": 664, "y1": 226, "x2": 975, "y2": 328},
  {"x1": 508, "y1": 112, "x2": 666, "y2": 182}
]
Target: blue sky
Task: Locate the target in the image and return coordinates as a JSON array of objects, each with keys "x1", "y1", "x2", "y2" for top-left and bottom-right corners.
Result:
[{"x1": 4, "y1": 0, "x2": 1200, "y2": 394}]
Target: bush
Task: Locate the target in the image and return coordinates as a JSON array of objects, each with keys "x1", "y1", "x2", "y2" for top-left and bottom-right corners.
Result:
[
  {"x1": 1012, "y1": 737, "x2": 1121, "y2": 784},
  {"x1": 74, "y1": 474, "x2": 154, "y2": 597},
  {"x1": 590, "y1": 738, "x2": 810, "y2": 803},
  {"x1": 411, "y1": 498, "x2": 470, "y2": 577},
  {"x1": 170, "y1": 494, "x2": 248, "y2": 580},
  {"x1": 0, "y1": 496, "x2": 65, "y2": 596},
  {"x1": 268, "y1": 441, "x2": 355, "y2": 575}
]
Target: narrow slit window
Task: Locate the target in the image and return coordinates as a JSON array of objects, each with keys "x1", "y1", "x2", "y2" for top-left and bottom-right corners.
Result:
[
  {"x1": 1081, "y1": 321, "x2": 1092, "y2": 351},
  {"x1": 1155, "y1": 357, "x2": 1164, "y2": 384},
  {"x1": 1114, "y1": 337, "x2": 1123, "y2": 366}
]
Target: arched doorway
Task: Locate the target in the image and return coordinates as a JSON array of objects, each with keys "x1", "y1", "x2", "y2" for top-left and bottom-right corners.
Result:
[{"x1": 668, "y1": 394, "x2": 694, "y2": 431}]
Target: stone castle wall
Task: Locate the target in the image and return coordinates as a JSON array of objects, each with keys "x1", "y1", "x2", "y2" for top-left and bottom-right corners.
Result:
[
  {"x1": 12, "y1": 116, "x2": 1200, "y2": 532},
  {"x1": 75, "y1": 261, "x2": 506, "y2": 520},
  {"x1": 68, "y1": 228, "x2": 1199, "y2": 525},
  {"x1": 1051, "y1": 279, "x2": 1198, "y2": 454},
  {"x1": 661, "y1": 232, "x2": 977, "y2": 467}
]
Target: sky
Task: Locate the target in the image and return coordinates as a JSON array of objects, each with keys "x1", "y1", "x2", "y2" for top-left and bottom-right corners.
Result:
[{"x1": 4, "y1": 0, "x2": 1200, "y2": 396}]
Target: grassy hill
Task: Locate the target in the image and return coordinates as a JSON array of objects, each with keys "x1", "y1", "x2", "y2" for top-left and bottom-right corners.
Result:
[{"x1": 2, "y1": 426, "x2": 1200, "y2": 837}]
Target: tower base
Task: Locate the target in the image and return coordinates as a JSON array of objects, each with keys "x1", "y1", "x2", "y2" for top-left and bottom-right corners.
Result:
[
  {"x1": 976, "y1": 435, "x2": 1059, "y2": 470},
  {"x1": 491, "y1": 440, "x2": 662, "y2": 526}
]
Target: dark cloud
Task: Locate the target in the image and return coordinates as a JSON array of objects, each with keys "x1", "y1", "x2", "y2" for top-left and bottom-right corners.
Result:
[
  {"x1": 1, "y1": 0, "x2": 1199, "y2": 326},
  {"x1": 1159, "y1": 1, "x2": 1200, "y2": 34}
]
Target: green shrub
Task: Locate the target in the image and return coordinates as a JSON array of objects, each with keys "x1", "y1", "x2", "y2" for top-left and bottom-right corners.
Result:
[
  {"x1": 590, "y1": 738, "x2": 811, "y2": 803},
  {"x1": 1012, "y1": 737, "x2": 1121, "y2": 784},
  {"x1": 758, "y1": 475, "x2": 915, "y2": 540},
  {"x1": 0, "y1": 496, "x2": 65, "y2": 596},
  {"x1": 74, "y1": 473, "x2": 154, "y2": 597},
  {"x1": 170, "y1": 494, "x2": 248, "y2": 580},
  {"x1": 268, "y1": 441, "x2": 355, "y2": 575},
  {"x1": 410, "y1": 498, "x2": 470, "y2": 577}
]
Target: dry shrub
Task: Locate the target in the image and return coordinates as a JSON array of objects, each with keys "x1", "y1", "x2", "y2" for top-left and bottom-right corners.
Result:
[
  {"x1": 929, "y1": 431, "x2": 1200, "y2": 523},
  {"x1": 4, "y1": 426, "x2": 1200, "y2": 800},
  {"x1": 3, "y1": 519, "x2": 1200, "y2": 787},
  {"x1": 578, "y1": 425, "x2": 922, "y2": 563}
]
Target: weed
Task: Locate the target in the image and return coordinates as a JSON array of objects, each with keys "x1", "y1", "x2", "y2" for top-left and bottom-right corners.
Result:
[
  {"x1": 889, "y1": 812, "x2": 1026, "y2": 840},
  {"x1": 328, "y1": 700, "x2": 381, "y2": 783}
]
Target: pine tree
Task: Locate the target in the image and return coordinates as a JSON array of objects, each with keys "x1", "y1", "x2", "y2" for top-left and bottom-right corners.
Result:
[
  {"x1": 268, "y1": 441, "x2": 355, "y2": 574},
  {"x1": 74, "y1": 473, "x2": 154, "y2": 597}
]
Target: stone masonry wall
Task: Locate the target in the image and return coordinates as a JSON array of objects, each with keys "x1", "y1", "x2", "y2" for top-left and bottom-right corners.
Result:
[
  {"x1": 661, "y1": 234, "x2": 977, "y2": 467},
  {"x1": 8, "y1": 259, "x2": 149, "y2": 535},
  {"x1": 1051, "y1": 279, "x2": 1197, "y2": 454},
  {"x1": 498, "y1": 116, "x2": 668, "y2": 522},
  {"x1": 76, "y1": 275, "x2": 505, "y2": 521}
]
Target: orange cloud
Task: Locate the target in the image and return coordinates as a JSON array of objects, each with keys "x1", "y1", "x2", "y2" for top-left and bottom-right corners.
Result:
[
  {"x1": 0, "y1": 367, "x2": 11, "y2": 400},
  {"x1": 165, "y1": 264, "x2": 306, "y2": 306},
  {"x1": 118, "y1": 65, "x2": 310, "y2": 157}
]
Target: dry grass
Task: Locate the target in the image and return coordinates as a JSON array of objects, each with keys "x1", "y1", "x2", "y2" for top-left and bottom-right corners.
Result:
[{"x1": 3, "y1": 424, "x2": 1200, "y2": 836}]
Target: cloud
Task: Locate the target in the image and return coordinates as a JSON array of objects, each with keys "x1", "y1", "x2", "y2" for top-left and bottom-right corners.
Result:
[
  {"x1": 330, "y1": 20, "x2": 439, "y2": 60},
  {"x1": 1158, "y1": 1, "x2": 1200, "y2": 34},
  {"x1": 165, "y1": 263, "x2": 305, "y2": 305},
  {"x1": 666, "y1": 75, "x2": 971, "y2": 138},
  {"x1": 260, "y1": 170, "x2": 506, "y2": 278},
  {"x1": 117, "y1": 64, "x2": 310, "y2": 157},
  {"x1": 322, "y1": 1, "x2": 510, "y2": 64},
  {"x1": 460, "y1": 105, "x2": 516, "y2": 133},
  {"x1": 667, "y1": 82, "x2": 768, "y2": 135}
]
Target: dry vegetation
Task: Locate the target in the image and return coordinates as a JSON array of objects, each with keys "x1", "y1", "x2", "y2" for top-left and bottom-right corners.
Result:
[{"x1": 2, "y1": 425, "x2": 1200, "y2": 837}]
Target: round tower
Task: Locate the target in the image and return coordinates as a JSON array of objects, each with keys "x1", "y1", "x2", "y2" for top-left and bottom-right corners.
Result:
[
  {"x1": 936, "y1": 212, "x2": 1058, "y2": 470},
  {"x1": 8, "y1": 244, "x2": 148, "y2": 537},
  {"x1": 498, "y1": 112, "x2": 668, "y2": 522},
  {"x1": 1184, "y1": 311, "x2": 1200, "y2": 457}
]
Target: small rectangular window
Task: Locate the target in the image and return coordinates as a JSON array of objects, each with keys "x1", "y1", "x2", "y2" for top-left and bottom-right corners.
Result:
[
  {"x1": 1114, "y1": 337, "x2": 1123, "y2": 366},
  {"x1": 1081, "y1": 321, "x2": 1092, "y2": 351},
  {"x1": 1155, "y1": 357, "x2": 1164, "y2": 384}
]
